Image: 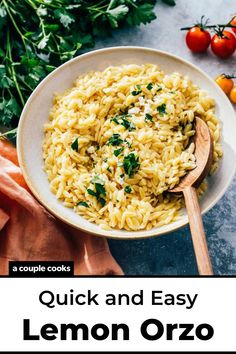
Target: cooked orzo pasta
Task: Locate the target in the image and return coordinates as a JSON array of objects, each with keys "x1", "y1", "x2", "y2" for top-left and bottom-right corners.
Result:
[{"x1": 43, "y1": 64, "x2": 222, "y2": 231}]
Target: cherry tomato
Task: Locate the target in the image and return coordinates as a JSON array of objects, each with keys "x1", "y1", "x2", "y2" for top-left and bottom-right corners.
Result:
[
  {"x1": 186, "y1": 27, "x2": 211, "y2": 53},
  {"x1": 215, "y1": 74, "x2": 234, "y2": 94},
  {"x1": 229, "y1": 86, "x2": 236, "y2": 103},
  {"x1": 230, "y1": 17, "x2": 236, "y2": 34},
  {"x1": 211, "y1": 30, "x2": 236, "y2": 58}
]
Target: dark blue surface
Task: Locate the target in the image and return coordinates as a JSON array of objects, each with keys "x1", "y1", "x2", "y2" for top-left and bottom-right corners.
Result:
[{"x1": 108, "y1": 175, "x2": 236, "y2": 275}]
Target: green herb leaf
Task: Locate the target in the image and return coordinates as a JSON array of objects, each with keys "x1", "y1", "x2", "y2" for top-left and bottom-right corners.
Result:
[
  {"x1": 114, "y1": 147, "x2": 124, "y2": 157},
  {"x1": 87, "y1": 189, "x2": 96, "y2": 197},
  {"x1": 88, "y1": 175, "x2": 107, "y2": 206},
  {"x1": 123, "y1": 120, "x2": 135, "y2": 131},
  {"x1": 78, "y1": 201, "x2": 89, "y2": 208},
  {"x1": 124, "y1": 185, "x2": 132, "y2": 193},
  {"x1": 131, "y1": 85, "x2": 142, "y2": 96},
  {"x1": 111, "y1": 117, "x2": 120, "y2": 125},
  {"x1": 123, "y1": 153, "x2": 140, "y2": 177},
  {"x1": 112, "y1": 114, "x2": 135, "y2": 131},
  {"x1": 0, "y1": 0, "x2": 157, "y2": 132},
  {"x1": 38, "y1": 34, "x2": 50, "y2": 50},
  {"x1": 0, "y1": 6, "x2": 7, "y2": 18},
  {"x1": 161, "y1": 0, "x2": 176, "y2": 6},
  {"x1": 0, "y1": 97, "x2": 21, "y2": 126},
  {"x1": 126, "y1": 4, "x2": 156, "y2": 26},
  {"x1": 107, "y1": 166, "x2": 111, "y2": 173},
  {"x1": 8, "y1": 98, "x2": 20, "y2": 116},
  {"x1": 0, "y1": 65, "x2": 13, "y2": 89},
  {"x1": 146, "y1": 82, "x2": 153, "y2": 90},
  {"x1": 107, "y1": 5, "x2": 129, "y2": 28},
  {"x1": 131, "y1": 90, "x2": 142, "y2": 96},
  {"x1": 107, "y1": 133, "x2": 123, "y2": 146},
  {"x1": 145, "y1": 113, "x2": 153, "y2": 122},
  {"x1": 98, "y1": 197, "x2": 106, "y2": 207},
  {"x1": 88, "y1": 179, "x2": 106, "y2": 204},
  {"x1": 95, "y1": 183, "x2": 106, "y2": 196},
  {"x1": 157, "y1": 103, "x2": 166, "y2": 116},
  {"x1": 71, "y1": 137, "x2": 79, "y2": 151},
  {"x1": 156, "y1": 84, "x2": 162, "y2": 92},
  {"x1": 91, "y1": 175, "x2": 105, "y2": 185},
  {"x1": 54, "y1": 9, "x2": 75, "y2": 29},
  {"x1": 125, "y1": 140, "x2": 132, "y2": 148}
]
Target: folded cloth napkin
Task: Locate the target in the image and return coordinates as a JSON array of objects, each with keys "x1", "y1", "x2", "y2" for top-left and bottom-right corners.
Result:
[{"x1": 0, "y1": 139, "x2": 123, "y2": 275}]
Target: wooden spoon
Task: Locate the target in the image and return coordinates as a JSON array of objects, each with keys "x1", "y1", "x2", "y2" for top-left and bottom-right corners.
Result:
[{"x1": 169, "y1": 117, "x2": 214, "y2": 275}]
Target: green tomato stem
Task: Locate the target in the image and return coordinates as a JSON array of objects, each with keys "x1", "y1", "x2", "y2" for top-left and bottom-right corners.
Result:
[{"x1": 181, "y1": 24, "x2": 236, "y2": 31}]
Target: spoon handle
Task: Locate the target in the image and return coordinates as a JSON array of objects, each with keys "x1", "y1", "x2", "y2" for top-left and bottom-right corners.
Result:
[{"x1": 183, "y1": 186, "x2": 213, "y2": 275}]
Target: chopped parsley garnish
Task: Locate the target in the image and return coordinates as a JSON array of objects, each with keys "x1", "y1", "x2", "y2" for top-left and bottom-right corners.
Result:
[
  {"x1": 87, "y1": 189, "x2": 96, "y2": 196},
  {"x1": 103, "y1": 158, "x2": 108, "y2": 162},
  {"x1": 114, "y1": 147, "x2": 124, "y2": 157},
  {"x1": 111, "y1": 117, "x2": 120, "y2": 124},
  {"x1": 95, "y1": 184, "x2": 106, "y2": 196},
  {"x1": 107, "y1": 133, "x2": 123, "y2": 146},
  {"x1": 123, "y1": 153, "x2": 140, "y2": 177},
  {"x1": 71, "y1": 137, "x2": 79, "y2": 152},
  {"x1": 157, "y1": 103, "x2": 166, "y2": 116},
  {"x1": 145, "y1": 113, "x2": 153, "y2": 122},
  {"x1": 124, "y1": 185, "x2": 132, "y2": 193},
  {"x1": 87, "y1": 175, "x2": 106, "y2": 206},
  {"x1": 146, "y1": 82, "x2": 153, "y2": 90},
  {"x1": 131, "y1": 84, "x2": 142, "y2": 96},
  {"x1": 156, "y1": 84, "x2": 162, "y2": 92},
  {"x1": 120, "y1": 173, "x2": 125, "y2": 178},
  {"x1": 107, "y1": 166, "x2": 111, "y2": 173},
  {"x1": 98, "y1": 197, "x2": 106, "y2": 207},
  {"x1": 77, "y1": 201, "x2": 89, "y2": 208},
  {"x1": 91, "y1": 175, "x2": 105, "y2": 185},
  {"x1": 111, "y1": 114, "x2": 135, "y2": 131}
]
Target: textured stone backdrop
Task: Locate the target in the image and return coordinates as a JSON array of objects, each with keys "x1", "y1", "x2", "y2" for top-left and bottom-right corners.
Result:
[{"x1": 92, "y1": 0, "x2": 236, "y2": 275}]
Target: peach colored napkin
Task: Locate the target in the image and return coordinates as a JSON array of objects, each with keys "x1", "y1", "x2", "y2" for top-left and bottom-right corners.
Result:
[{"x1": 0, "y1": 139, "x2": 123, "y2": 275}]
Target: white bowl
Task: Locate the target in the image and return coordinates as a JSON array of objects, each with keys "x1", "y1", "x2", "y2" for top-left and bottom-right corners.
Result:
[{"x1": 17, "y1": 46, "x2": 236, "y2": 239}]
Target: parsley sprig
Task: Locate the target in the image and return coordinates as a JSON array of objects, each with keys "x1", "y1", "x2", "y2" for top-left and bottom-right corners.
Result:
[
  {"x1": 114, "y1": 147, "x2": 124, "y2": 156},
  {"x1": 145, "y1": 113, "x2": 153, "y2": 122},
  {"x1": 131, "y1": 84, "x2": 142, "y2": 96},
  {"x1": 0, "y1": 0, "x2": 163, "y2": 138}
]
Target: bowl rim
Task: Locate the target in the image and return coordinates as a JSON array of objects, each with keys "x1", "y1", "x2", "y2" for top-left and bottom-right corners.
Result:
[{"x1": 17, "y1": 45, "x2": 236, "y2": 239}]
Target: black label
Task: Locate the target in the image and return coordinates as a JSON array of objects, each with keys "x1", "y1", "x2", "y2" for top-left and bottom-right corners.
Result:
[{"x1": 8, "y1": 261, "x2": 74, "y2": 277}]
